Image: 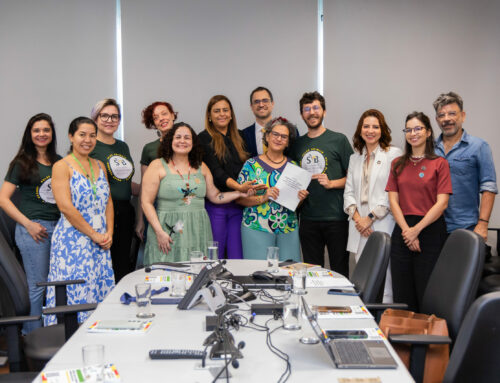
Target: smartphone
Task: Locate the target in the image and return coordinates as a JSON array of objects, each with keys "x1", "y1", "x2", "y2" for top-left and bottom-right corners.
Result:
[
  {"x1": 326, "y1": 330, "x2": 368, "y2": 339},
  {"x1": 327, "y1": 288, "x2": 360, "y2": 296},
  {"x1": 314, "y1": 305, "x2": 352, "y2": 313}
]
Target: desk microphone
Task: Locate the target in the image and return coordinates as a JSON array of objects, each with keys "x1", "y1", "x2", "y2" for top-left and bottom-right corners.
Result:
[{"x1": 144, "y1": 265, "x2": 198, "y2": 275}]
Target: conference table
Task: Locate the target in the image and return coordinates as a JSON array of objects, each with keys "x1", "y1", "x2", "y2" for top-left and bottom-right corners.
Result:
[{"x1": 35, "y1": 260, "x2": 414, "y2": 382}]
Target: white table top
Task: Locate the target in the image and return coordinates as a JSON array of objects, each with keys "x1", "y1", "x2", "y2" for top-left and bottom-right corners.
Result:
[{"x1": 35, "y1": 260, "x2": 414, "y2": 382}]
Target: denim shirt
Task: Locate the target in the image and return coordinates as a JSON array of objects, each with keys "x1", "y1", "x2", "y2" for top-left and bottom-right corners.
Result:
[{"x1": 435, "y1": 130, "x2": 498, "y2": 232}]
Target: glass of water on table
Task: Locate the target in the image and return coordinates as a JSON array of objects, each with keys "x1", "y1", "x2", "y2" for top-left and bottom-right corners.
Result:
[{"x1": 266, "y1": 246, "x2": 280, "y2": 273}]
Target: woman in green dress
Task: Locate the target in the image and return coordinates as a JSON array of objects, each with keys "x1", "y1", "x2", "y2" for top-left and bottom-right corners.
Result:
[{"x1": 141, "y1": 122, "x2": 254, "y2": 264}]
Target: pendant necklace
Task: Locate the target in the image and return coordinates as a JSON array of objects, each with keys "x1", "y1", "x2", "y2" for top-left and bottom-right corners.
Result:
[
  {"x1": 171, "y1": 159, "x2": 191, "y2": 188},
  {"x1": 410, "y1": 155, "x2": 425, "y2": 166},
  {"x1": 265, "y1": 153, "x2": 285, "y2": 165},
  {"x1": 71, "y1": 153, "x2": 97, "y2": 200}
]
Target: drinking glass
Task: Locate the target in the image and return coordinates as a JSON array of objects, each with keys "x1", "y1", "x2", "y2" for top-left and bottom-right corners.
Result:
[
  {"x1": 171, "y1": 271, "x2": 186, "y2": 297},
  {"x1": 283, "y1": 299, "x2": 301, "y2": 330},
  {"x1": 292, "y1": 264, "x2": 308, "y2": 295},
  {"x1": 135, "y1": 283, "x2": 155, "y2": 318},
  {"x1": 190, "y1": 250, "x2": 204, "y2": 274},
  {"x1": 207, "y1": 241, "x2": 219, "y2": 261},
  {"x1": 266, "y1": 246, "x2": 279, "y2": 273},
  {"x1": 300, "y1": 304, "x2": 319, "y2": 344},
  {"x1": 82, "y1": 344, "x2": 105, "y2": 382}
]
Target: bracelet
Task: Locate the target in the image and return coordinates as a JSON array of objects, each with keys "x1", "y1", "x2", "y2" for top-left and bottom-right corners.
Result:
[{"x1": 478, "y1": 218, "x2": 489, "y2": 223}]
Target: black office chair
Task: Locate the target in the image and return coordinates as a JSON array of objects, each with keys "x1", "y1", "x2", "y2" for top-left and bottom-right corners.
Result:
[
  {"x1": 350, "y1": 231, "x2": 391, "y2": 303},
  {"x1": 0, "y1": 230, "x2": 96, "y2": 377},
  {"x1": 0, "y1": 188, "x2": 22, "y2": 263},
  {"x1": 442, "y1": 291, "x2": 500, "y2": 383},
  {"x1": 387, "y1": 229, "x2": 485, "y2": 383}
]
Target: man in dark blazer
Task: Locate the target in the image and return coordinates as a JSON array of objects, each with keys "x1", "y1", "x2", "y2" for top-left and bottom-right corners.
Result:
[{"x1": 242, "y1": 86, "x2": 275, "y2": 157}]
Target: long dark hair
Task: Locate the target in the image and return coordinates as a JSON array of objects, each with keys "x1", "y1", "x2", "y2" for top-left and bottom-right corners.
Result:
[
  {"x1": 204, "y1": 95, "x2": 248, "y2": 162},
  {"x1": 393, "y1": 111, "x2": 437, "y2": 175},
  {"x1": 160, "y1": 122, "x2": 203, "y2": 169},
  {"x1": 7, "y1": 113, "x2": 58, "y2": 183}
]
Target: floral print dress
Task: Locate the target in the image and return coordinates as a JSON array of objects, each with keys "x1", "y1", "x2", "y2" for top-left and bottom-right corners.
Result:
[
  {"x1": 238, "y1": 157, "x2": 298, "y2": 234},
  {"x1": 44, "y1": 162, "x2": 115, "y2": 325}
]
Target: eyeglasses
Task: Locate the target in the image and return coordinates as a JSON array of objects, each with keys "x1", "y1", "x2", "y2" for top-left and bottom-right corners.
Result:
[
  {"x1": 302, "y1": 105, "x2": 322, "y2": 113},
  {"x1": 252, "y1": 98, "x2": 271, "y2": 106},
  {"x1": 402, "y1": 126, "x2": 425, "y2": 134},
  {"x1": 99, "y1": 113, "x2": 120, "y2": 122},
  {"x1": 270, "y1": 131, "x2": 289, "y2": 141},
  {"x1": 436, "y1": 111, "x2": 458, "y2": 119}
]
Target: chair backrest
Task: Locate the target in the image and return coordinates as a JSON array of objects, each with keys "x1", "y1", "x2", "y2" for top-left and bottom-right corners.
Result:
[
  {"x1": 443, "y1": 291, "x2": 500, "y2": 383},
  {"x1": 422, "y1": 229, "x2": 485, "y2": 340},
  {"x1": 0, "y1": 188, "x2": 20, "y2": 251},
  {"x1": 0, "y1": 228, "x2": 30, "y2": 316},
  {"x1": 350, "y1": 231, "x2": 391, "y2": 303}
]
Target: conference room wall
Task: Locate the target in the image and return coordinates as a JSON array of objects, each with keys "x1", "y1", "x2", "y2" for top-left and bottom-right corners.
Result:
[
  {"x1": 0, "y1": 0, "x2": 117, "y2": 180},
  {"x1": 323, "y1": 0, "x2": 500, "y2": 229},
  {"x1": 121, "y1": 0, "x2": 317, "y2": 181}
]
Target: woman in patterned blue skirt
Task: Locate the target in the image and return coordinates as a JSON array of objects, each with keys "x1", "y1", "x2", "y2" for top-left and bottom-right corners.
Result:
[{"x1": 45, "y1": 117, "x2": 115, "y2": 325}]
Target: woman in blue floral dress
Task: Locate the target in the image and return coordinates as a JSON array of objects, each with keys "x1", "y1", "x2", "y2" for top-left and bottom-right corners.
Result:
[
  {"x1": 45, "y1": 117, "x2": 115, "y2": 325},
  {"x1": 238, "y1": 118, "x2": 308, "y2": 261}
]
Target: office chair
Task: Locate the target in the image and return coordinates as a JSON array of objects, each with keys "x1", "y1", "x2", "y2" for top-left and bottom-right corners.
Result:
[
  {"x1": 0, "y1": 189, "x2": 22, "y2": 263},
  {"x1": 387, "y1": 229, "x2": 485, "y2": 383},
  {"x1": 350, "y1": 231, "x2": 391, "y2": 303},
  {"x1": 442, "y1": 291, "x2": 500, "y2": 383},
  {"x1": 0, "y1": 230, "x2": 96, "y2": 377}
]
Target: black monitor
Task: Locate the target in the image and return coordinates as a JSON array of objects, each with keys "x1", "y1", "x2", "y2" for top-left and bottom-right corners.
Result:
[{"x1": 177, "y1": 262, "x2": 224, "y2": 310}]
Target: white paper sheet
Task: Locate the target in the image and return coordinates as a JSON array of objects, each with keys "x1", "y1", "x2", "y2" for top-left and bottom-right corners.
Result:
[{"x1": 273, "y1": 162, "x2": 312, "y2": 211}]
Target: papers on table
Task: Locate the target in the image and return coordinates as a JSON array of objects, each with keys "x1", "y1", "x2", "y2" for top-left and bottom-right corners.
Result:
[
  {"x1": 40, "y1": 363, "x2": 121, "y2": 382},
  {"x1": 315, "y1": 306, "x2": 373, "y2": 319},
  {"x1": 305, "y1": 270, "x2": 354, "y2": 288},
  {"x1": 273, "y1": 162, "x2": 312, "y2": 211},
  {"x1": 87, "y1": 319, "x2": 152, "y2": 333},
  {"x1": 144, "y1": 275, "x2": 170, "y2": 284}
]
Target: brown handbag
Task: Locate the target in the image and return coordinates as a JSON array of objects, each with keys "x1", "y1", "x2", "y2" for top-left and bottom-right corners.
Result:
[{"x1": 379, "y1": 308, "x2": 449, "y2": 383}]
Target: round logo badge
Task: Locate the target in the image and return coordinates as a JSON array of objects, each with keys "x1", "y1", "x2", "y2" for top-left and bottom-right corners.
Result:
[
  {"x1": 301, "y1": 150, "x2": 326, "y2": 174},
  {"x1": 109, "y1": 155, "x2": 133, "y2": 180},
  {"x1": 38, "y1": 178, "x2": 56, "y2": 204}
]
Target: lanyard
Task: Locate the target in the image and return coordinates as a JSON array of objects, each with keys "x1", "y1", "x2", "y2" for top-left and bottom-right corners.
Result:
[{"x1": 71, "y1": 153, "x2": 97, "y2": 199}]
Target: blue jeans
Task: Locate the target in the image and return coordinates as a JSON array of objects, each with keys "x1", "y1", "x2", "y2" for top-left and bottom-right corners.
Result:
[
  {"x1": 241, "y1": 225, "x2": 301, "y2": 262},
  {"x1": 15, "y1": 219, "x2": 57, "y2": 333}
]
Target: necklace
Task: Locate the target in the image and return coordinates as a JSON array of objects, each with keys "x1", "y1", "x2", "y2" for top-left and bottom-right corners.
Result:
[
  {"x1": 265, "y1": 153, "x2": 285, "y2": 165},
  {"x1": 71, "y1": 153, "x2": 97, "y2": 199},
  {"x1": 410, "y1": 155, "x2": 425, "y2": 166},
  {"x1": 171, "y1": 159, "x2": 191, "y2": 188}
]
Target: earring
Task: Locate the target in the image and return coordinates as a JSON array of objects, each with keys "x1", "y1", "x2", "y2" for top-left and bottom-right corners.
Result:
[
  {"x1": 156, "y1": 129, "x2": 161, "y2": 137},
  {"x1": 208, "y1": 118, "x2": 212, "y2": 122}
]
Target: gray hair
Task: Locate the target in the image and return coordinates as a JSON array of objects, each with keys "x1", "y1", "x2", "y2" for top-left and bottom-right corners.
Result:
[
  {"x1": 262, "y1": 117, "x2": 297, "y2": 148},
  {"x1": 91, "y1": 98, "x2": 121, "y2": 121},
  {"x1": 433, "y1": 91, "x2": 463, "y2": 112}
]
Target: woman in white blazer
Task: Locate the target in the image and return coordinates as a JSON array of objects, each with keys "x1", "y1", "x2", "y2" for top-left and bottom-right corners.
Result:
[{"x1": 344, "y1": 109, "x2": 402, "y2": 302}]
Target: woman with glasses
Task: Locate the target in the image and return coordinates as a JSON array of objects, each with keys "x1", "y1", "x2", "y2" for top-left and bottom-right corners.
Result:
[
  {"x1": 385, "y1": 111, "x2": 452, "y2": 312},
  {"x1": 90, "y1": 99, "x2": 138, "y2": 282},
  {"x1": 237, "y1": 117, "x2": 307, "y2": 261},
  {"x1": 0, "y1": 113, "x2": 60, "y2": 333},
  {"x1": 142, "y1": 122, "x2": 253, "y2": 264},
  {"x1": 199, "y1": 95, "x2": 264, "y2": 259},
  {"x1": 136, "y1": 101, "x2": 177, "y2": 241},
  {"x1": 45, "y1": 117, "x2": 115, "y2": 325},
  {"x1": 344, "y1": 109, "x2": 402, "y2": 302}
]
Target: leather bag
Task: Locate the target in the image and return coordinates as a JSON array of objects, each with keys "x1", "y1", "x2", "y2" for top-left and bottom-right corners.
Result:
[{"x1": 379, "y1": 308, "x2": 449, "y2": 383}]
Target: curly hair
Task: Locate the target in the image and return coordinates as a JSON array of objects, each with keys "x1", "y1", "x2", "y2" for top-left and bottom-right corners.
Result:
[
  {"x1": 141, "y1": 101, "x2": 177, "y2": 130},
  {"x1": 262, "y1": 117, "x2": 297, "y2": 150},
  {"x1": 159, "y1": 122, "x2": 203, "y2": 169},
  {"x1": 352, "y1": 109, "x2": 392, "y2": 153}
]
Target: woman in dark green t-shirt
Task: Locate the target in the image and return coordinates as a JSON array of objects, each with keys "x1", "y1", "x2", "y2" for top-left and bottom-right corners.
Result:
[
  {"x1": 90, "y1": 98, "x2": 139, "y2": 282},
  {"x1": 136, "y1": 101, "x2": 178, "y2": 243},
  {"x1": 0, "y1": 113, "x2": 60, "y2": 334}
]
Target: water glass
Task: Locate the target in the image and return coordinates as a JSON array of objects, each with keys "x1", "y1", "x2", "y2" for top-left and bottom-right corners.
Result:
[
  {"x1": 207, "y1": 241, "x2": 219, "y2": 261},
  {"x1": 266, "y1": 246, "x2": 280, "y2": 273},
  {"x1": 292, "y1": 264, "x2": 308, "y2": 295},
  {"x1": 283, "y1": 300, "x2": 301, "y2": 330},
  {"x1": 190, "y1": 250, "x2": 204, "y2": 274},
  {"x1": 82, "y1": 344, "x2": 105, "y2": 382},
  {"x1": 171, "y1": 271, "x2": 186, "y2": 297},
  {"x1": 135, "y1": 283, "x2": 155, "y2": 318},
  {"x1": 300, "y1": 304, "x2": 319, "y2": 344}
]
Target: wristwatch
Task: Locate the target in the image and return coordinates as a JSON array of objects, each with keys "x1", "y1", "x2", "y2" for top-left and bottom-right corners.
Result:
[{"x1": 368, "y1": 212, "x2": 375, "y2": 220}]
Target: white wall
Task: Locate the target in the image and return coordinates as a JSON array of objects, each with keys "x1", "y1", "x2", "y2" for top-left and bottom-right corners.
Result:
[
  {"x1": 0, "y1": 0, "x2": 117, "y2": 178},
  {"x1": 323, "y1": 0, "x2": 500, "y2": 226},
  {"x1": 121, "y1": 0, "x2": 318, "y2": 181}
]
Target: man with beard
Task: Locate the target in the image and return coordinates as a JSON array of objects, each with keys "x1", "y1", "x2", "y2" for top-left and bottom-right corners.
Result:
[
  {"x1": 242, "y1": 87, "x2": 275, "y2": 157},
  {"x1": 433, "y1": 91, "x2": 497, "y2": 240},
  {"x1": 291, "y1": 91, "x2": 353, "y2": 276}
]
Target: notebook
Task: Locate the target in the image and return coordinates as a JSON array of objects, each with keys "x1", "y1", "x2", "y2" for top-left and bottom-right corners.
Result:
[{"x1": 301, "y1": 296, "x2": 397, "y2": 369}]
